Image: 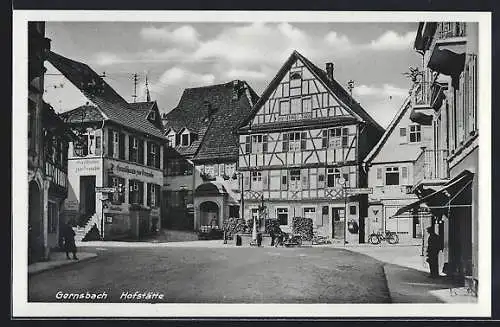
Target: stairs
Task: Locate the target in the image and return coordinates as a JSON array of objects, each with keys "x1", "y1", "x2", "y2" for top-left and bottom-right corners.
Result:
[{"x1": 73, "y1": 213, "x2": 100, "y2": 242}]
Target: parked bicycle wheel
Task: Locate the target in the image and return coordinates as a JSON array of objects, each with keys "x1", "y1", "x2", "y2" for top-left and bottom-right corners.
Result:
[
  {"x1": 387, "y1": 233, "x2": 399, "y2": 244},
  {"x1": 368, "y1": 234, "x2": 381, "y2": 245}
]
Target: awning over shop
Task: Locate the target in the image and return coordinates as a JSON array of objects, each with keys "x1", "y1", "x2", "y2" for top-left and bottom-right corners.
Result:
[{"x1": 391, "y1": 170, "x2": 474, "y2": 218}]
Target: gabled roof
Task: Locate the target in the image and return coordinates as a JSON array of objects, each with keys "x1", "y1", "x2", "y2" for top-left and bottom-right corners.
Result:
[
  {"x1": 239, "y1": 50, "x2": 384, "y2": 133},
  {"x1": 59, "y1": 104, "x2": 106, "y2": 124},
  {"x1": 47, "y1": 51, "x2": 165, "y2": 140},
  {"x1": 128, "y1": 100, "x2": 164, "y2": 130},
  {"x1": 164, "y1": 80, "x2": 258, "y2": 161},
  {"x1": 43, "y1": 102, "x2": 77, "y2": 141},
  {"x1": 363, "y1": 96, "x2": 412, "y2": 165}
]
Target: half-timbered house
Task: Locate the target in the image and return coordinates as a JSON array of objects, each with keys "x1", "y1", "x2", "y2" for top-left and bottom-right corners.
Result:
[{"x1": 237, "y1": 51, "x2": 384, "y2": 243}]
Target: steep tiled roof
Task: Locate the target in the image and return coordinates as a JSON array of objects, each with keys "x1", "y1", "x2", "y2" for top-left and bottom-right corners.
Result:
[
  {"x1": 47, "y1": 51, "x2": 165, "y2": 140},
  {"x1": 164, "y1": 81, "x2": 258, "y2": 161},
  {"x1": 128, "y1": 101, "x2": 155, "y2": 118},
  {"x1": 239, "y1": 50, "x2": 384, "y2": 133},
  {"x1": 59, "y1": 105, "x2": 105, "y2": 124}
]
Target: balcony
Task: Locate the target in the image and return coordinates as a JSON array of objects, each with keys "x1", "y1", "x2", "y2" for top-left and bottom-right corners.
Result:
[
  {"x1": 435, "y1": 22, "x2": 467, "y2": 41},
  {"x1": 413, "y1": 148, "x2": 449, "y2": 189},
  {"x1": 409, "y1": 81, "x2": 433, "y2": 126}
]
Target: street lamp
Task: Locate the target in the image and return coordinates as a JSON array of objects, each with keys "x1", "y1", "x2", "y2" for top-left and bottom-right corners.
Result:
[{"x1": 337, "y1": 177, "x2": 348, "y2": 246}]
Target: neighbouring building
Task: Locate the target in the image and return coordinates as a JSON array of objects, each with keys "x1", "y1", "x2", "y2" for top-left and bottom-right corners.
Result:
[
  {"x1": 237, "y1": 51, "x2": 384, "y2": 244},
  {"x1": 394, "y1": 22, "x2": 479, "y2": 290},
  {"x1": 363, "y1": 95, "x2": 434, "y2": 244},
  {"x1": 28, "y1": 22, "x2": 75, "y2": 263},
  {"x1": 47, "y1": 51, "x2": 166, "y2": 241},
  {"x1": 162, "y1": 80, "x2": 259, "y2": 231}
]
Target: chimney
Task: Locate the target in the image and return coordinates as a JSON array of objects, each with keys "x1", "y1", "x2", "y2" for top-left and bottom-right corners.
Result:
[
  {"x1": 325, "y1": 62, "x2": 334, "y2": 80},
  {"x1": 232, "y1": 80, "x2": 241, "y2": 101}
]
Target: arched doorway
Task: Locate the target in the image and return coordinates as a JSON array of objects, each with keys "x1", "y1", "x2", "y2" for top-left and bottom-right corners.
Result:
[
  {"x1": 199, "y1": 201, "x2": 219, "y2": 227},
  {"x1": 28, "y1": 181, "x2": 42, "y2": 263}
]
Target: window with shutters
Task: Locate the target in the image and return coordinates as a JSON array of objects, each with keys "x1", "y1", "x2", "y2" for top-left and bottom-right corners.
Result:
[
  {"x1": 409, "y1": 124, "x2": 421, "y2": 143},
  {"x1": 251, "y1": 171, "x2": 262, "y2": 190},
  {"x1": 327, "y1": 168, "x2": 341, "y2": 187},
  {"x1": 147, "y1": 183, "x2": 159, "y2": 207},
  {"x1": 280, "y1": 100, "x2": 290, "y2": 115},
  {"x1": 302, "y1": 97, "x2": 312, "y2": 113},
  {"x1": 118, "y1": 133, "x2": 125, "y2": 160},
  {"x1": 399, "y1": 127, "x2": 407, "y2": 144},
  {"x1": 301, "y1": 169, "x2": 309, "y2": 189},
  {"x1": 385, "y1": 167, "x2": 400, "y2": 185},
  {"x1": 251, "y1": 134, "x2": 267, "y2": 153},
  {"x1": 289, "y1": 169, "x2": 301, "y2": 190},
  {"x1": 401, "y1": 166, "x2": 409, "y2": 184},
  {"x1": 376, "y1": 167, "x2": 382, "y2": 180},
  {"x1": 148, "y1": 142, "x2": 158, "y2": 168},
  {"x1": 95, "y1": 130, "x2": 101, "y2": 156},
  {"x1": 285, "y1": 132, "x2": 302, "y2": 152},
  {"x1": 323, "y1": 127, "x2": 348, "y2": 148},
  {"x1": 281, "y1": 170, "x2": 288, "y2": 190},
  {"x1": 112, "y1": 131, "x2": 119, "y2": 158},
  {"x1": 129, "y1": 136, "x2": 139, "y2": 162},
  {"x1": 244, "y1": 136, "x2": 251, "y2": 154},
  {"x1": 243, "y1": 171, "x2": 250, "y2": 190}
]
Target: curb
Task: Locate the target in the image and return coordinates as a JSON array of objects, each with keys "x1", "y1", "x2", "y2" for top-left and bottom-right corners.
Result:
[{"x1": 28, "y1": 253, "x2": 98, "y2": 276}]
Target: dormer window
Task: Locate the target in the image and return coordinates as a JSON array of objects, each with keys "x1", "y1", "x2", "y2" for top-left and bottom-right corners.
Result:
[
  {"x1": 181, "y1": 133, "x2": 190, "y2": 146},
  {"x1": 149, "y1": 111, "x2": 156, "y2": 121},
  {"x1": 166, "y1": 130, "x2": 176, "y2": 147}
]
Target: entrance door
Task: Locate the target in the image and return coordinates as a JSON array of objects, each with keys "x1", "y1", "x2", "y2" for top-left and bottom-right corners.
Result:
[
  {"x1": 200, "y1": 201, "x2": 219, "y2": 227},
  {"x1": 28, "y1": 181, "x2": 42, "y2": 263},
  {"x1": 331, "y1": 207, "x2": 345, "y2": 239},
  {"x1": 80, "y1": 176, "x2": 96, "y2": 218}
]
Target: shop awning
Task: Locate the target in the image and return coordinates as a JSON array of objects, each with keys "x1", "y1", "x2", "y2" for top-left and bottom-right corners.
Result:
[{"x1": 391, "y1": 170, "x2": 473, "y2": 218}]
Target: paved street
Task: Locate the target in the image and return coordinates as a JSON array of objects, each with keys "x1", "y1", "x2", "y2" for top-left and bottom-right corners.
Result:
[{"x1": 28, "y1": 245, "x2": 390, "y2": 303}]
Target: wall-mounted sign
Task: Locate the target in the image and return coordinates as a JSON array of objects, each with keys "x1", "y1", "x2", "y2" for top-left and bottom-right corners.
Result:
[
  {"x1": 73, "y1": 159, "x2": 101, "y2": 174},
  {"x1": 105, "y1": 216, "x2": 113, "y2": 224},
  {"x1": 111, "y1": 163, "x2": 155, "y2": 178},
  {"x1": 346, "y1": 188, "x2": 373, "y2": 195}
]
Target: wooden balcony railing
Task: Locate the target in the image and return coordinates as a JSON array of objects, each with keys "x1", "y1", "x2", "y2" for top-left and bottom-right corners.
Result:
[
  {"x1": 435, "y1": 22, "x2": 467, "y2": 40},
  {"x1": 414, "y1": 148, "x2": 449, "y2": 185},
  {"x1": 412, "y1": 81, "x2": 433, "y2": 107}
]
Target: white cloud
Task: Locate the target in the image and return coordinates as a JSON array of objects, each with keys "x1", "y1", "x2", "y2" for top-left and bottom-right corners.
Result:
[
  {"x1": 369, "y1": 31, "x2": 416, "y2": 51},
  {"x1": 225, "y1": 69, "x2": 268, "y2": 80},
  {"x1": 140, "y1": 25, "x2": 199, "y2": 47},
  {"x1": 193, "y1": 23, "x2": 316, "y2": 66},
  {"x1": 94, "y1": 52, "x2": 127, "y2": 66},
  {"x1": 151, "y1": 67, "x2": 216, "y2": 92},
  {"x1": 354, "y1": 83, "x2": 409, "y2": 99}
]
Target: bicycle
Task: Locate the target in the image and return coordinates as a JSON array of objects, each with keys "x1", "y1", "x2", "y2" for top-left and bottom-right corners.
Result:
[
  {"x1": 312, "y1": 234, "x2": 332, "y2": 245},
  {"x1": 368, "y1": 230, "x2": 399, "y2": 245}
]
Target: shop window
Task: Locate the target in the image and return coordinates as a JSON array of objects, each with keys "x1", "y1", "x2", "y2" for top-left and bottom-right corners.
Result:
[
  {"x1": 129, "y1": 180, "x2": 144, "y2": 205},
  {"x1": 385, "y1": 167, "x2": 400, "y2": 185},
  {"x1": 110, "y1": 176, "x2": 125, "y2": 204}
]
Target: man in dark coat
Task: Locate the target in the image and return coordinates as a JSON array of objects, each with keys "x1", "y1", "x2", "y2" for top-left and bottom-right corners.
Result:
[
  {"x1": 426, "y1": 226, "x2": 440, "y2": 278},
  {"x1": 62, "y1": 222, "x2": 78, "y2": 260}
]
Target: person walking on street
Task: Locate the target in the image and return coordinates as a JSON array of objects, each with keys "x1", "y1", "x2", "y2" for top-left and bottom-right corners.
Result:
[
  {"x1": 426, "y1": 226, "x2": 440, "y2": 278},
  {"x1": 62, "y1": 222, "x2": 78, "y2": 260}
]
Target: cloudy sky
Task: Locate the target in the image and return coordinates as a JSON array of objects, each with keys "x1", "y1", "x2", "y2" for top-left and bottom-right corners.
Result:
[{"x1": 43, "y1": 22, "x2": 421, "y2": 128}]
